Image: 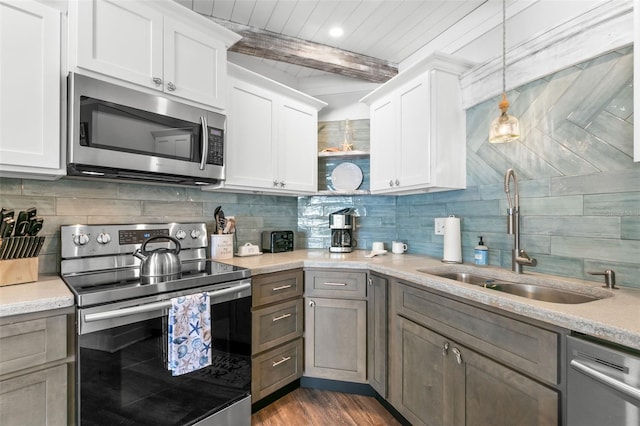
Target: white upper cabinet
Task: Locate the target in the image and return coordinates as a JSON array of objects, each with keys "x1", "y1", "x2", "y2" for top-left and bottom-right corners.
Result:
[
  {"x1": 69, "y1": 0, "x2": 240, "y2": 110},
  {"x1": 361, "y1": 53, "x2": 473, "y2": 195},
  {"x1": 220, "y1": 64, "x2": 326, "y2": 196},
  {"x1": 278, "y1": 96, "x2": 321, "y2": 193},
  {"x1": 0, "y1": 0, "x2": 64, "y2": 179}
]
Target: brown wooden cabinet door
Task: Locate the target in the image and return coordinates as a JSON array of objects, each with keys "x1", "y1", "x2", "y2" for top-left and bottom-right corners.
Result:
[
  {"x1": 392, "y1": 316, "x2": 454, "y2": 426},
  {"x1": 0, "y1": 364, "x2": 67, "y2": 425},
  {"x1": 454, "y1": 343, "x2": 559, "y2": 426},
  {"x1": 304, "y1": 297, "x2": 367, "y2": 382},
  {"x1": 367, "y1": 273, "x2": 388, "y2": 397},
  {"x1": 392, "y1": 316, "x2": 558, "y2": 426}
]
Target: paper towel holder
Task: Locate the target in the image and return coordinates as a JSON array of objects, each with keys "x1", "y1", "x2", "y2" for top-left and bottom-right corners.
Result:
[{"x1": 441, "y1": 214, "x2": 463, "y2": 264}]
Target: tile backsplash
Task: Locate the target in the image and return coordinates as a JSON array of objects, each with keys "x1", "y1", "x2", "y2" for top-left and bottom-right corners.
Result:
[
  {"x1": 303, "y1": 47, "x2": 640, "y2": 289},
  {"x1": 0, "y1": 178, "x2": 298, "y2": 274}
]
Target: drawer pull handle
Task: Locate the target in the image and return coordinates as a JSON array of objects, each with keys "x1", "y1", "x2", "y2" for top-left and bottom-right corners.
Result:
[
  {"x1": 272, "y1": 284, "x2": 292, "y2": 292},
  {"x1": 324, "y1": 282, "x2": 348, "y2": 286},
  {"x1": 272, "y1": 356, "x2": 292, "y2": 367},
  {"x1": 272, "y1": 313, "x2": 292, "y2": 322}
]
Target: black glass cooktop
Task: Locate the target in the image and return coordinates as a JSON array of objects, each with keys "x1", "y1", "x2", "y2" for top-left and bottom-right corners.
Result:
[{"x1": 63, "y1": 260, "x2": 250, "y2": 308}]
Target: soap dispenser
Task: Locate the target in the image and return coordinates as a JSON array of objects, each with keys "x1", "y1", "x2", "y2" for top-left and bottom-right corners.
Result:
[{"x1": 474, "y1": 236, "x2": 488, "y2": 266}]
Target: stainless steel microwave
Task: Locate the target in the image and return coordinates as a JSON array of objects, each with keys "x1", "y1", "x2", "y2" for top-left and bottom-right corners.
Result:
[{"x1": 67, "y1": 73, "x2": 225, "y2": 186}]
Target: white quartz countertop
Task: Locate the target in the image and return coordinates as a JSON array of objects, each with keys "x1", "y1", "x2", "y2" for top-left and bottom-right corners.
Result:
[
  {"x1": 2, "y1": 250, "x2": 638, "y2": 351},
  {"x1": 0, "y1": 275, "x2": 74, "y2": 317},
  {"x1": 221, "y1": 249, "x2": 640, "y2": 351}
]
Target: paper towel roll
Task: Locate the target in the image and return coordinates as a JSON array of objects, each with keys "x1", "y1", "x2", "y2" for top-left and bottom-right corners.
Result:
[{"x1": 442, "y1": 216, "x2": 462, "y2": 263}]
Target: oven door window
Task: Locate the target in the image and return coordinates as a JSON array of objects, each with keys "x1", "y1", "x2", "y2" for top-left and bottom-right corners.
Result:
[
  {"x1": 78, "y1": 297, "x2": 251, "y2": 426},
  {"x1": 80, "y1": 96, "x2": 201, "y2": 163}
]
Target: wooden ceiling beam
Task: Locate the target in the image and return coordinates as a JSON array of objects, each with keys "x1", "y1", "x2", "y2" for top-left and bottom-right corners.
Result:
[{"x1": 213, "y1": 19, "x2": 398, "y2": 84}]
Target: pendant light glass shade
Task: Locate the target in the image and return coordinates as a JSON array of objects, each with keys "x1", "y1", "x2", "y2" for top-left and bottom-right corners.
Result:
[
  {"x1": 489, "y1": 0, "x2": 520, "y2": 144},
  {"x1": 489, "y1": 93, "x2": 520, "y2": 143}
]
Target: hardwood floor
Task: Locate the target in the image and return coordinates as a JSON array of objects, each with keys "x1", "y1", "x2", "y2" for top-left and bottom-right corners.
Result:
[{"x1": 251, "y1": 388, "x2": 401, "y2": 426}]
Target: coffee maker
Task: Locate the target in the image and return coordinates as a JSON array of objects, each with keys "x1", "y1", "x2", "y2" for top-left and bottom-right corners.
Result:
[{"x1": 329, "y1": 208, "x2": 356, "y2": 253}]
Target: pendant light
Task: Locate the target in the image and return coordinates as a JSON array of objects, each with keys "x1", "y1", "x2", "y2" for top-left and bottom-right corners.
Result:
[{"x1": 489, "y1": 0, "x2": 520, "y2": 143}]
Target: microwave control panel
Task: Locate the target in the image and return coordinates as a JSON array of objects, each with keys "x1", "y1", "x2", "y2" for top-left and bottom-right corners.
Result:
[{"x1": 207, "y1": 128, "x2": 224, "y2": 166}]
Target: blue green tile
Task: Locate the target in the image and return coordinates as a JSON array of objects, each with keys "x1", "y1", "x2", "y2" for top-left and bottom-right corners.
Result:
[
  {"x1": 23, "y1": 178, "x2": 117, "y2": 198},
  {"x1": 621, "y1": 217, "x2": 640, "y2": 240},
  {"x1": 551, "y1": 236, "x2": 640, "y2": 264},
  {"x1": 0, "y1": 178, "x2": 21, "y2": 195},
  {"x1": 584, "y1": 192, "x2": 640, "y2": 216}
]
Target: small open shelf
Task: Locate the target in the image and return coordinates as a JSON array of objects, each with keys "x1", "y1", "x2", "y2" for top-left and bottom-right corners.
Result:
[{"x1": 318, "y1": 150, "x2": 369, "y2": 159}]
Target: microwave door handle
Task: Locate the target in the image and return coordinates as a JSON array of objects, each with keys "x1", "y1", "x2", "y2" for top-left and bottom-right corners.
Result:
[{"x1": 199, "y1": 116, "x2": 208, "y2": 170}]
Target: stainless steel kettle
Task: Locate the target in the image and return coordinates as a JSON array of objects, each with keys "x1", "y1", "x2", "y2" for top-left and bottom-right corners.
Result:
[{"x1": 133, "y1": 236, "x2": 182, "y2": 278}]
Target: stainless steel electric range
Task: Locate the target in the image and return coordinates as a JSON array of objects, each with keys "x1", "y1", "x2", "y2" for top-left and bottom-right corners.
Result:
[{"x1": 60, "y1": 222, "x2": 251, "y2": 426}]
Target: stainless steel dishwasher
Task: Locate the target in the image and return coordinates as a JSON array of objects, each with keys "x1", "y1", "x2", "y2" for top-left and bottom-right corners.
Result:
[{"x1": 567, "y1": 335, "x2": 640, "y2": 426}]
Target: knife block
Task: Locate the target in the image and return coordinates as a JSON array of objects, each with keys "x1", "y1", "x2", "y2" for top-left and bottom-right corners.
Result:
[{"x1": 0, "y1": 258, "x2": 38, "y2": 286}]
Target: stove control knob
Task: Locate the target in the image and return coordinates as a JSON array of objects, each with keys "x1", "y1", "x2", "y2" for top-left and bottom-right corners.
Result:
[
  {"x1": 175, "y1": 229, "x2": 187, "y2": 240},
  {"x1": 190, "y1": 229, "x2": 201, "y2": 239},
  {"x1": 96, "y1": 232, "x2": 111, "y2": 245},
  {"x1": 73, "y1": 233, "x2": 90, "y2": 246}
]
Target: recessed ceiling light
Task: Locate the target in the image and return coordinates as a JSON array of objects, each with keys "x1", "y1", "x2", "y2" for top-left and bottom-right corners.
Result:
[{"x1": 329, "y1": 27, "x2": 344, "y2": 38}]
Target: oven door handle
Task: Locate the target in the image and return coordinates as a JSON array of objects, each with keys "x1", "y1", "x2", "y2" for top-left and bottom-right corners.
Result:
[{"x1": 84, "y1": 282, "x2": 251, "y2": 323}]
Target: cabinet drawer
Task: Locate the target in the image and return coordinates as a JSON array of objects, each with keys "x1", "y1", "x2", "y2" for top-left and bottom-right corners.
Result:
[
  {"x1": 305, "y1": 269, "x2": 367, "y2": 299},
  {"x1": 252, "y1": 299, "x2": 303, "y2": 354},
  {"x1": 0, "y1": 315, "x2": 67, "y2": 376},
  {"x1": 394, "y1": 282, "x2": 559, "y2": 384},
  {"x1": 251, "y1": 338, "x2": 303, "y2": 403},
  {"x1": 252, "y1": 269, "x2": 303, "y2": 308}
]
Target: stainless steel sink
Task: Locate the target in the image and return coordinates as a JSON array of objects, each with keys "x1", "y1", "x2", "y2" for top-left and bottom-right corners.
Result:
[
  {"x1": 435, "y1": 272, "x2": 496, "y2": 286},
  {"x1": 420, "y1": 270, "x2": 605, "y2": 304},
  {"x1": 478, "y1": 282, "x2": 600, "y2": 304}
]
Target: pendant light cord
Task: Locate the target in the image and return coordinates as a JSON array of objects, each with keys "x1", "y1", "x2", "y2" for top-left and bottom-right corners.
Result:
[{"x1": 502, "y1": 0, "x2": 506, "y2": 95}]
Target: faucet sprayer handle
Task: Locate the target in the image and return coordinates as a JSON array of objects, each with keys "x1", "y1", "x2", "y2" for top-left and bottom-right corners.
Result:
[
  {"x1": 588, "y1": 269, "x2": 617, "y2": 289},
  {"x1": 515, "y1": 249, "x2": 537, "y2": 267}
]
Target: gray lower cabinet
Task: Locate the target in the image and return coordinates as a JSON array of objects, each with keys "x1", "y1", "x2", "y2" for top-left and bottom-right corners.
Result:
[
  {"x1": 390, "y1": 281, "x2": 561, "y2": 426},
  {"x1": 251, "y1": 269, "x2": 304, "y2": 403},
  {"x1": 0, "y1": 308, "x2": 73, "y2": 426},
  {"x1": 0, "y1": 364, "x2": 67, "y2": 426},
  {"x1": 367, "y1": 273, "x2": 388, "y2": 396},
  {"x1": 304, "y1": 269, "x2": 368, "y2": 383}
]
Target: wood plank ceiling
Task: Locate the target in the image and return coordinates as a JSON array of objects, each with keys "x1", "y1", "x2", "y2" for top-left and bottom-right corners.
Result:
[{"x1": 174, "y1": 0, "x2": 488, "y2": 83}]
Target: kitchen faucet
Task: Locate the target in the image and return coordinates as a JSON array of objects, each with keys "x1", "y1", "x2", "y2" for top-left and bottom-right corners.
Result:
[{"x1": 504, "y1": 169, "x2": 537, "y2": 273}]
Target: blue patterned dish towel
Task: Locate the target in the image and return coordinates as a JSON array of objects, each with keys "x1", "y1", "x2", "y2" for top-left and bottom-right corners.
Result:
[{"x1": 167, "y1": 293, "x2": 212, "y2": 376}]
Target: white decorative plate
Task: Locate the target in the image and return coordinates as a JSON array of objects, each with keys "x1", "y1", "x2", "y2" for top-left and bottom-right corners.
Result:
[{"x1": 331, "y1": 162, "x2": 363, "y2": 191}]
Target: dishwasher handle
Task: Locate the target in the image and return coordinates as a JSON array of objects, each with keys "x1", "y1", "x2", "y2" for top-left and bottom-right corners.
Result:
[{"x1": 570, "y1": 359, "x2": 640, "y2": 402}]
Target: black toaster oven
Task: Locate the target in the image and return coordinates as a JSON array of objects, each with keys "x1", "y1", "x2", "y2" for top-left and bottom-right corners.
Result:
[{"x1": 261, "y1": 231, "x2": 294, "y2": 253}]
